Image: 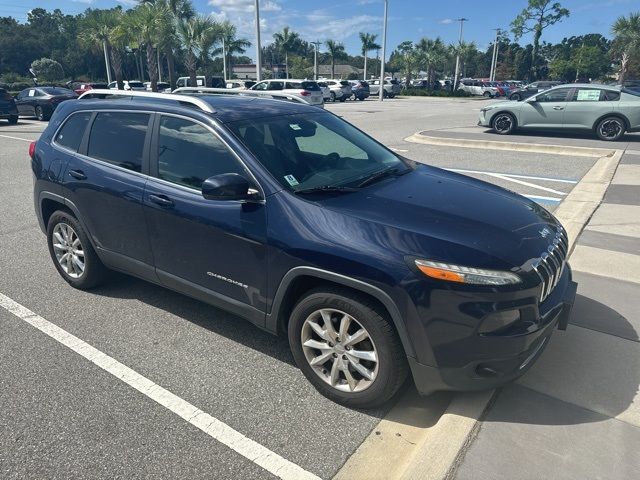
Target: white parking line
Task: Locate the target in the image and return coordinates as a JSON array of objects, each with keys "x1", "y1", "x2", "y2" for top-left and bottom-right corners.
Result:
[
  {"x1": 390, "y1": 147, "x2": 409, "y2": 152},
  {"x1": 0, "y1": 134, "x2": 32, "y2": 143},
  {"x1": 0, "y1": 292, "x2": 320, "y2": 480}
]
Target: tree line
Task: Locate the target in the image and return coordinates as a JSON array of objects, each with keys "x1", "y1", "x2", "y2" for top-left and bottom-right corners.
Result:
[{"x1": 0, "y1": 0, "x2": 638, "y2": 92}]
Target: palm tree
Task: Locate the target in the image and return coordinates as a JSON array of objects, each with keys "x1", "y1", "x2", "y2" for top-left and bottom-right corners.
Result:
[
  {"x1": 325, "y1": 39, "x2": 346, "y2": 78},
  {"x1": 127, "y1": 2, "x2": 170, "y2": 91},
  {"x1": 79, "y1": 9, "x2": 126, "y2": 88},
  {"x1": 612, "y1": 12, "x2": 640, "y2": 84},
  {"x1": 213, "y1": 22, "x2": 250, "y2": 81},
  {"x1": 359, "y1": 32, "x2": 380, "y2": 80},
  {"x1": 273, "y1": 26, "x2": 300, "y2": 78},
  {"x1": 415, "y1": 37, "x2": 446, "y2": 86},
  {"x1": 141, "y1": 0, "x2": 196, "y2": 89},
  {"x1": 176, "y1": 16, "x2": 216, "y2": 88}
]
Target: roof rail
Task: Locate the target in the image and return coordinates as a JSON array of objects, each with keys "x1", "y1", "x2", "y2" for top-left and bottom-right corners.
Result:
[
  {"x1": 77, "y1": 89, "x2": 215, "y2": 113},
  {"x1": 172, "y1": 87, "x2": 311, "y2": 105}
]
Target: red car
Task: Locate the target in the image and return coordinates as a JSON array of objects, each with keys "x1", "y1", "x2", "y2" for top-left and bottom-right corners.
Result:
[{"x1": 68, "y1": 82, "x2": 108, "y2": 96}]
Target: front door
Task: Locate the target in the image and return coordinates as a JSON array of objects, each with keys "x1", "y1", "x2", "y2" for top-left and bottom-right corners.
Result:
[
  {"x1": 519, "y1": 87, "x2": 573, "y2": 128},
  {"x1": 143, "y1": 114, "x2": 268, "y2": 316}
]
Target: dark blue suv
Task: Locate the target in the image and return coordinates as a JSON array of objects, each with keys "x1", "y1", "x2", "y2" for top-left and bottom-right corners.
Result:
[{"x1": 31, "y1": 92, "x2": 577, "y2": 408}]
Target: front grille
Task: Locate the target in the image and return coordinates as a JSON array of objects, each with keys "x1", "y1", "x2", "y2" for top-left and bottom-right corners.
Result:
[{"x1": 532, "y1": 227, "x2": 568, "y2": 303}]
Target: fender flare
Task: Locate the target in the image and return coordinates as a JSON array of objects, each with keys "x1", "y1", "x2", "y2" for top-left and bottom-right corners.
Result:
[{"x1": 266, "y1": 266, "x2": 416, "y2": 359}]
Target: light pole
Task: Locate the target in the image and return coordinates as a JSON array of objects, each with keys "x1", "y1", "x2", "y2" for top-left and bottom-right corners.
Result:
[
  {"x1": 222, "y1": 37, "x2": 227, "y2": 82},
  {"x1": 489, "y1": 28, "x2": 502, "y2": 81},
  {"x1": 452, "y1": 17, "x2": 467, "y2": 91},
  {"x1": 312, "y1": 41, "x2": 321, "y2": 80},
  {"x1": 378, "y1": 0, "x2": 388, "y2": 101},
  {"x1": 254, "y1": 0, "x2": 262, "y2": 81}
]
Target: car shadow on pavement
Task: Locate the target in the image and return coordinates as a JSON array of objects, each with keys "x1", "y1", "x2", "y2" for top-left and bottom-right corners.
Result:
[
  {"x1": 487, "y1": 292, "x2": 639, "y2": 426},
  {"x1": 480, "y1": 128, "x2": 640, "y2": 143},
  {"x1": 92, "y1": 273, "x2": 297, "y2": 368}
]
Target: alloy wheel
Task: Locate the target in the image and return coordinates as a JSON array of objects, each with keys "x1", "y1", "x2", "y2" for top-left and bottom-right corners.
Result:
[
  {"x1": 301, "y1": 308, "x2": 379, "y2": 393},
  {"x1": 598, "y1": 119, "x2": 623, "y2": 140},
  {"x1": 493, "y1": 114, "x2": 514, "y2": 134},
  {"x1": 52, "y1": 223, "x2": 85, "y2": 278}
]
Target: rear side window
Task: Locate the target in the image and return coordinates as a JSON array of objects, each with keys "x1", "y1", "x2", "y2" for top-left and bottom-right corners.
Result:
[
  {"x1": 602, "y1": 90, "x2": 621, "y2": 101},
  {"x1": 87, "y1": 112, "x2": 150, "y2": 172},
  {"x1": 156, "y1": 116, "x2": 245, "y2": 190},
  {"x1": 55, "y1": 112, "x2": 92, "y2": 152}
]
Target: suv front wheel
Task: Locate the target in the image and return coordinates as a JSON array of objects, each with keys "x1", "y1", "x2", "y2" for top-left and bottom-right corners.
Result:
[
  {"x1": 47, "y1": 211, "x2": 108, "y2": 289},
  {"x1": 288, "y1": 287, "x2": 408, "y2": 408}
]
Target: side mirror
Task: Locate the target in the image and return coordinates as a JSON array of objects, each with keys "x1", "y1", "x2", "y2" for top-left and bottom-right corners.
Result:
[{"x1": 202, "y1": 173, "x2": 258, "y2": 201}]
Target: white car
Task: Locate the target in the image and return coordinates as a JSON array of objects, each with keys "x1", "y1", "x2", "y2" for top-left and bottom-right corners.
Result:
[
  {"x1": 108, "y1": 80, "x2": 146, "y2": 91},
  {"x1": 320, "y1": 79, "x2": 352, "y2": 102},
  {"x1": 458, "y1": 79, "x2": 499, "y2": 98},
  {"x1": 317, "y1": 81, "x2": 332, "y2": 101},
  {"x1": 249, "y1": 79, "x2": 324, "y2": 107}
]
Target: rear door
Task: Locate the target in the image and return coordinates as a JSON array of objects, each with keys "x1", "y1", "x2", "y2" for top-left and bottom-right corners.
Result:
[
  {"x1": 62, "y1": 110, "x2": 154, "y2": 266},
  {"x1": 143, "y1": 114, "x2": 268, "y2": 315},
  {"x1": 563, "y1": 88, "x2": 614, "y2": 129},
  {"x1": 518, "y1": 87, "x2": 572, "y2": 128}
]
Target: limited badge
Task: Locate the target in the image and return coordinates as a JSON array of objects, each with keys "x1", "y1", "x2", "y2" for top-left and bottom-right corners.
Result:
[{"x1": 284, "y1": 174, "x2": 299, "y2": 186}]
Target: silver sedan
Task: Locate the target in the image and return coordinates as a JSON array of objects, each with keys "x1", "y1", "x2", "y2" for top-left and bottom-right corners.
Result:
[{"x1": 478, "y1": 84, "x2": 640, "y2": 141}]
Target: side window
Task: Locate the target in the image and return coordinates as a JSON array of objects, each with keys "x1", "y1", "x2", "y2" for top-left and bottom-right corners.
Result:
[
  {"x1": 87, "y1": 112, "x2": 150, "y2": 172},
  {"x1": 55, "y1": 112, "x2": 92, "y2": 152},
  {"x1": 156, "y1": 116, "x2": 245, "y2": 191},
  {"x1": 571, "y1": 88, "x2": 602, "y2": 102},
  {"x1": 602, "y1": 90, "x2": 620, "y2": 101},
  {"x1": 536, "y1": 88, "x2": 571, "y2": 102},
  {"x1": 267, "y1": 81, "x2": 284, "y2": 91},
  {"x1": 253, "y1": 81, "x2": 268, "y2": 91}
]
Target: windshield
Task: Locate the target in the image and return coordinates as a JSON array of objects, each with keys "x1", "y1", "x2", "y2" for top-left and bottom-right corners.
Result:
[{"x1": 228, "y1": 112, "x2": 408, "y2": 192}]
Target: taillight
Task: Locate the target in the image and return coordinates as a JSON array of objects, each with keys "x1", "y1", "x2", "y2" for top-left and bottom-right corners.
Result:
[
  {"x1": 300, "y1": 90, "x2": 311, "y2": 96},
  {"x1": 29, "y1": 141, "x2": 36, "y2": 159}
]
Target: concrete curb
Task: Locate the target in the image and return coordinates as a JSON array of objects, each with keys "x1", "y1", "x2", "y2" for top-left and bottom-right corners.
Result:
[
  {"x1": 405, "y1": 132, "x2": 614, "y2": 158},
  {"x1": 333, "y1": 145, "x2": 624, "y2": 480}
]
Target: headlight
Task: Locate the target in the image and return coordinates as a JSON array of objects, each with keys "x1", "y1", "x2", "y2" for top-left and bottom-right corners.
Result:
[
  {"x1": 480, "y1": 106, "x2": 496, "y2": 113},
  {"x1": 415, "y1": 259, "x2": 521, "y2": 285}
]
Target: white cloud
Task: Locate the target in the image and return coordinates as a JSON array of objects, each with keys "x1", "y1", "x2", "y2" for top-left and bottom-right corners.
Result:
[
  {"x1": 116, "y1": 0, "x2": 138, "y2": 6},
  {"x1": 302, "y1": 14, "x2": 381, "y2": 41},
  {"x1": 439, "y1": 19, "x2": 453, "y2": 25},
  {"x1": 71, "y1": 0, "x2": 94, "y2": 4},
  {"x1": 357, "y1": 0, "x2": 379, "y2": 4},
  {"x1": 208, "y1": 0, "x2": 281, "y2": 13}
]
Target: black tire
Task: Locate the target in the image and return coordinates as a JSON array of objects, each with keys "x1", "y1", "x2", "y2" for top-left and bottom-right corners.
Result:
[
  {"x1": 492, "y1": 112, "x2": 517, "y2": 135},
  {"x1": 46, "y1": 211, "x2": 108, "y2": 289},
  {"x1": 288, "y1": 287, "x2": 408, "y2": 408},
  {"x1": 330, "y1": 92, "x2": 336, "y2": 102},
  {"x1": 510, "y1": 93, "x2": 521, "y2": 101},
  {"x1": 8, "y1": 115, "x2": 18, "y2": 125},
  {"x1": 595, "y1": 116, "x2": 626, "y2": 141},
  {"x1": 483, "y1": 91, "x2": 492, "y2": 98},
  {"x1": 388, "y1": 93, "x2": 395, "y2": 99},
  {"x1": 339, "y1": 96, "x2": 346, "y2": 102},
  {"x1": 35, "y1": 106, "x2": 45, "y2": 121}
]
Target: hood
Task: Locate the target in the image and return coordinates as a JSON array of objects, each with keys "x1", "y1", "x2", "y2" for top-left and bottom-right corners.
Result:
[
  {"x1": 320, "y1": 165, "x2": 560, "y2": 269},
  {"x1": 483, "y1": 100, "x2": 518, "y2": 110}
]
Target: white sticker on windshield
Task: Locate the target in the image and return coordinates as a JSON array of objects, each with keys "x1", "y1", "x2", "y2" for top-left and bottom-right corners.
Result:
[
  {"x1": 284, "y1": 174, "x2": 299, "y2": 186},
  {"x1": 289, "y1": 124, "x2": 301, "y2": 131}
]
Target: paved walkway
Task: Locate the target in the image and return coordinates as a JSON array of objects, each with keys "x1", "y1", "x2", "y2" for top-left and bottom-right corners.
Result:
[{"x1": 454, "y1": 150, "x2": 640, "y2": 480}]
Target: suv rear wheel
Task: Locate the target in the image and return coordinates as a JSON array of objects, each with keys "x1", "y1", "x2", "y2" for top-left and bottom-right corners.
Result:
[
  {"x1": 330, "y1": 91, "x2": 336, "y2": 102},
  {"x1": 288, "y1": 287, "x2": 408, "y2": 408},
  {"x1": 47, "y1": 211, "x2": 107, "y2": 289}
]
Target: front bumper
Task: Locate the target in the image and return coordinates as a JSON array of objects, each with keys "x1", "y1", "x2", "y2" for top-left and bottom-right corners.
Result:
[
  {"x1": 409, "y1": 274, "x2": 577, "y2": 395},
  {"x1": 477, "y1": 110, "x2": 492, "y2": 127}
]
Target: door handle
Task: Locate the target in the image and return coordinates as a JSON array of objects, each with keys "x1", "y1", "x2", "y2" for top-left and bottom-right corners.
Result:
[
  {"x1": 553, "y1": 106, "x2": 564, "y2": 110},
  {"x1": 149, "y1": 194, "x2": 174, "y2": 208},
  {"x1": 68, "y1": 169, "x2": 87, "y2": 180}
]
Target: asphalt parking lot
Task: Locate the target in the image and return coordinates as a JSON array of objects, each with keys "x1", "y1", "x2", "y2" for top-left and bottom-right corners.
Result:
[{"x1": 1, "y1": 98, "x2": 639, "y2": 479}]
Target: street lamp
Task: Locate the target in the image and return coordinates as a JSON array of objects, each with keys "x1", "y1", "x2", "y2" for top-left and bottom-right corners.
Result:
[
  {"x1": 311, "y1": 41, "x2": 321, "y2": 80},
  {"x1": 378, "y1": 0, "x2": 388, "y2": 101},
  {"x1": 452, "y1": 17, "x2": 468, "y2": 91},
  {"x1": 490, "y1": 28, "x2": 502, "y2": 82},
  {"x1": 254, "y1": 0, "x2": 262, "y2": 82}
]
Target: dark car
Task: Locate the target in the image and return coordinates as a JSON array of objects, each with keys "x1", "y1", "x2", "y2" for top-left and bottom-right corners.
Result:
[
  {"x1": 509, "y1": 81, "x2": 563, "y2": 101},
  {"x1": 350, "y1": 80, "x2": 370, "y2": 100},
  {"x1": 31, "y1": 91, "x2": 577, "y2": 408},
  {"x1": 0, "y1": 88, "x2": 19, "y2": 124},
  {"x1": 15, "y1": 86, "x2": 77, "y2": 121}
]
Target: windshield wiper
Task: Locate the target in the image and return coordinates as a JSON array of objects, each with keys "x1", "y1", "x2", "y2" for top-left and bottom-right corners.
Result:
[
  {"x1": 357, "y1": 167, "x2": 408, "y2": 188},
  {"x1": 294, "y1": 185, "x2": 359, "y2": 195}
]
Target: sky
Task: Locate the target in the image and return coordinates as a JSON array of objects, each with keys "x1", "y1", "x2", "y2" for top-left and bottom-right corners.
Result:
[{"x1": 0, "y1": 0, "x2": 636, "y2": 58}]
